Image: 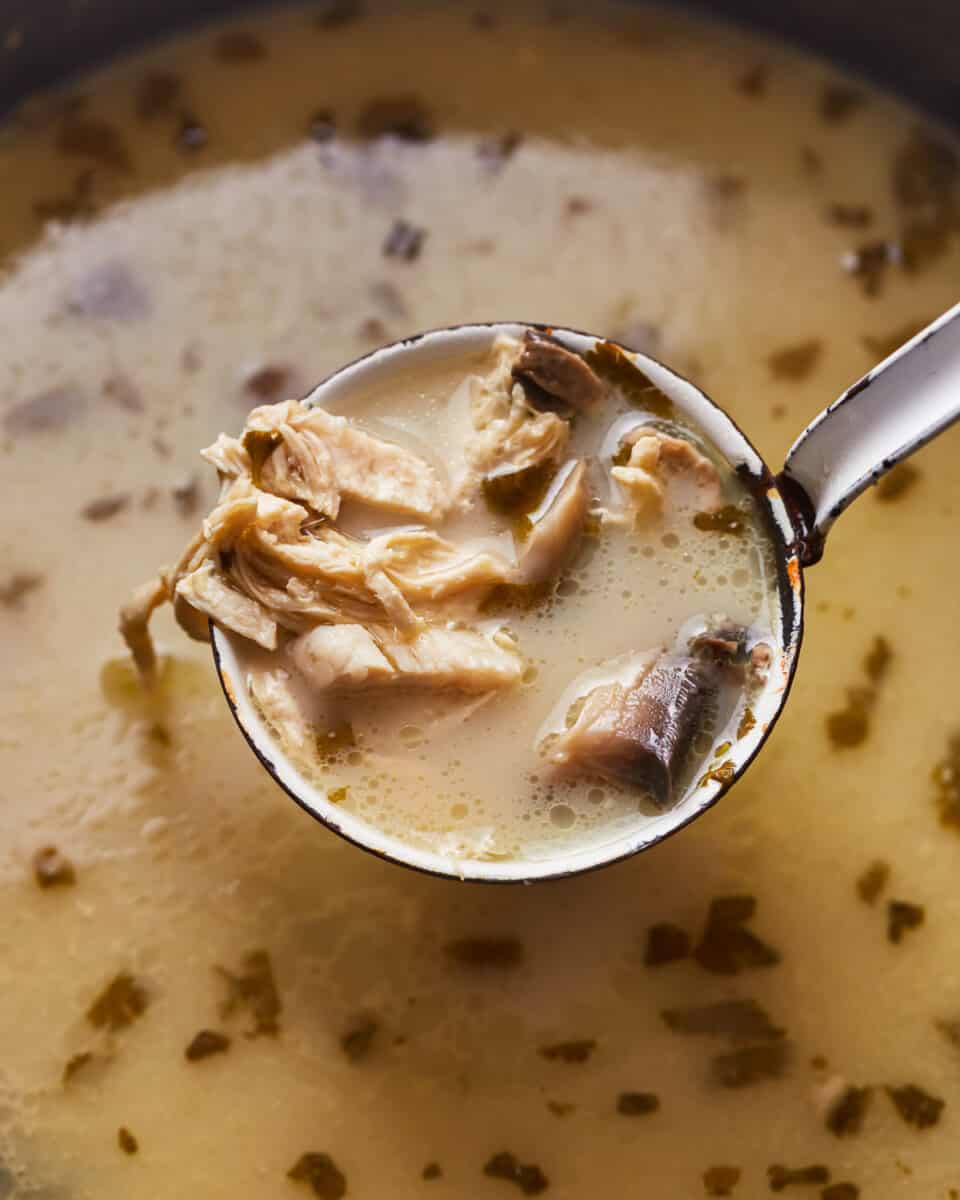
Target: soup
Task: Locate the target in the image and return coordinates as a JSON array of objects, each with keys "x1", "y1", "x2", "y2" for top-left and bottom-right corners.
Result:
[
  {"x1": 1, "y1": 2, "x2": 959, "y2": 1198},
  {"x1": 126, "y1": 329, "x2": 779, "y2": 864}
]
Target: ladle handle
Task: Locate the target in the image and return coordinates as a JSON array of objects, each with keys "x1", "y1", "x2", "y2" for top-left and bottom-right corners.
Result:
[{"x1": 779, "y1": 301, "x2": 960, "y2": 565}]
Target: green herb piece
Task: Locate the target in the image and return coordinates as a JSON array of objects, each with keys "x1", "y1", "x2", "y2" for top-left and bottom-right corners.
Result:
[
  {"x1": 482, "y1": 459, "x2": 558, "y2": 520},
  {"x1": 445, "y1": 938, "x2": 524, "y2": 969},
  {"x1": 887, "y1": 900, "x2": 924, "y2": 944},
  {"x1": 538, "y1": 1040, "x2": 595, "y2": 1064},
  {"x1": 886, "y1": 1084, "x2": 944, "y2": 1128},
  {"x1": 185, "y1": 1029, "x2": 231, "y2": 1061},
  {"x1": 643, "y1": 922, "x2": 691, "y2": 966},
  {"x1": 711, "y1": 1042, "x2": 788, "y2": 1088},
  {"x1": 767, "y1": 339, "x2": 822, "y2": 381},
  {"x1": 288, "y1": 1152, "x2": 347, "y2": 1199},
  {"x1": 584, "y1": 341, "x2": 673, "y2": 418},
  {"x1": 87, "y1": 973, "x2": 149, "y2": 1031},
  {"x1": 117, "y1": 1127, "x2": 138, "y2": 1155},
  {"x1": 662, "y1": 999, "x2": 783, "y2": 1041},
  {"x1": 216, "y1": 949, "x2": 281, "y2": 1037},
  {"x1": 616, "y1": 1091, "x2": 660, "y2": 1116},
  {"x1": 768, "y1": 1164, "x2": 830, "y2": 1190},
  {"x1": 32, "y1": 845, "x2": 76, "y2": 889},
  {"x1": 482, "y1": 1151, "x2": 549, "y2": 1195},
  {"x1": 855, "y1": 860, "x2": 890, "y2": 905},
  {"x1": 242, "y1": 429, "x2": 282, "y2": 486},
  {"x1": 703, "y1": 1165, "x2": 741, "y2": 1195},
  {"x1": 341, "y1": 1016, "x2": 379, "y2": 1062},
  {"x1": 825, "y1": 1086, "x2": 872, "y2": 1136}
]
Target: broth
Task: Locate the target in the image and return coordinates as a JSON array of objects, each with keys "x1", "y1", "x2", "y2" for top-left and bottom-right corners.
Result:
[{"x1": 1, "y1": 2, "x2": 959, "y2": 1198}]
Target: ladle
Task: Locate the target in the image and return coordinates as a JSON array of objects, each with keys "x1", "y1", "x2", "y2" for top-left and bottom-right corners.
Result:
[{"x1": 213, "y1": 304, "x2": 960, "y2": 882}]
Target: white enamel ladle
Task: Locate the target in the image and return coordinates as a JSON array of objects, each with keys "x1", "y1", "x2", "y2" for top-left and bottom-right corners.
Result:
[{"x1": 213, "y1": 304, "x2": 960, "y2": 883}]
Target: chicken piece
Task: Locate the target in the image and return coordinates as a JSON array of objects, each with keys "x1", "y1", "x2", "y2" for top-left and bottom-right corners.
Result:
[
  {"x1": 248, "y1": 669, "x2": 311, "y2": 751},
  {"x1": 613, "y1": 425, "x2": 723, "y2": 515},
  {"x1": 513, "y1": 332, "x2": 608, "y2": 411},
  {"x1": 292, "y1": 405, "x2": 448, "y2": 520},
  {"x1": 467, "y1": 376, "x2": 570, "y2": 477},
  {"x1": 379, "y1": 625, "x2": 523, "y2": 691},
  {"x1": 516, "y1": 459, "x2": 590, "y2": 584},
  {"x1": 363, "y1": 529, "x2": 513, "y2": 605},
  {"x1": 118, "y1": 577, "x2": 169, "y2": 679},
  {"x1": 201, "y1": 433, "x2": 251, "y2": 480},
  {"x1": 258, "y1": 424, "x2": 340, "y2": 520},
  {"x1": 175, "y1": 561, "x2": 278, "y2": 650},
  {"x1": 545, "y1": 653, "x2": 720, "y2": 806},
  {"x1": 292, "y1": 624, "x2": 395, "y2": 690}
]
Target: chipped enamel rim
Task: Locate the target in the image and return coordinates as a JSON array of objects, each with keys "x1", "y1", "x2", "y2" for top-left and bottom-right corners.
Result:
[{"x1": 212, "y1": 322, "x2": 804, "y2": 883}]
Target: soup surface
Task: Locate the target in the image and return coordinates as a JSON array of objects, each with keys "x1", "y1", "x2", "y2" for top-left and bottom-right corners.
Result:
[{"x1": 1, "y1": 3, "x2": 959, "y2": 1197}]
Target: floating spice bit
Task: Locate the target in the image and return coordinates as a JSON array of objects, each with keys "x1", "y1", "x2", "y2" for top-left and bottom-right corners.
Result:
[
  {"x1": 819, "y1": 84, "x2": 865, "y2": 123},
  {"x1": 3, "y1": 385, "x2": 87, "y2": 436},
  {"x1": 822, "y1": 1186, "x2": 859, "y2": 1200},
  {"x1": 934, "y1": 1018, "x2": 960, "y2": 1049},
  {"x1": 703, "y1": 1166, "x2": 741, "y2": 1196},
  {"x1": 862, "y1": 318, "x2": 931, "y2": 361},
  {"x1": 546, "y1": 1101, "x2": 575, "y2": 1118},
  {"x1": 932, "y1": 732, "x2": 960, "y2": 831},
  {"x1": 892, "y1": 128, "x2": 958, "y2": 210},
  {"x1": 482, "y1": 1151, "x2": 549, "y2": 1195},
  {"x1": 825, "y1": 203, "x2": 873, "y2": 228},
  {"x1": 767, "y1": 339, "x2": 822, "y2": 381},
  {"x1": 383, "y1": 218, "x2": 426, "y2": 261},
  {"x1": 616, "y1": 1091, "x2": 660, "y2": 1115},
  {"x1": 875, "y1": 461, "x2": 920, "y2": 502},
  {"x1": 315, "y1": 0, "x2": 364, "y2": 29},
  {"x1": 32, "y1": 845, "x2": 76, "y2": 889},
  {"x1": 711, "y1": 1042, "x2": 788, "y2": 1088},
  {"x1": 81, "y1": 494, "x2": 130, "y2": 523},
  {"x1": 694, "y1": 896, "x2": 781, "y2": 975},
  {"x1": 422, "y1": 1163, "x2": 443, "y2": 1180},
  {"x1": 864, "y1": 635, "x2": 892, "y2": 683},
  {"x1": 216, "y1": 949, "x2": 281, "y2": 1037},
  {"x1": 117, "y1": 1127, "x2": 139, "y2": 1155},
  {"x1": 768, "y1": 1164, "x2": 830, "y2": 1191},
  {"x1": 62, "y1": 1051, "x2": 95, "y2": 1084},
  {"x1": 33, "y1": 169, "x2": 96, "y2": 222},
  {"x1": 825, "y1": 1085, "x2": 871, "y2": 1136},
  {"x1": 57, "y1": 116, "x2": 132, "y2": 171},
  {"x1": 0, "y1": 572, "x2": 44, "y2": 609},
  {"x1": 825, "y1": 635, "x2": 892, "y2": 748},
  {"x1": 446, "y1": 938, "x2": 525, "y2": 968},
  {"x1": 855, "y1": 859, "x2": 889, "y2": 905},
  {"x1": 841, "y1": 239, "x2": 898, "y2": 298},
  {"x1": 185, "y1": 1029, "x2": 231, "y2": 1061},
  {"x1": 693, "y1": 506, "x2": 746, "y2": 536},
  {"x1": 87, "y1": 973, "x2": 149, "y2": 1031},
  {"x1": 583, "y1": 341, "x2": 673, "y2": 419},
  {"x1": 135, "y1": 71, "x2": 181, "y2": 120},
  {"x1": 887, "y1": 899, "x2": 924, "y2": 944},
  {"x1": 886, "y1": 1084, "x2": 944, "y2": 1128},
  {"x1": 288, "y1": 1152, "x2": 347, "y2": 1200},
  {"x1": 662, "y1": 998, "x2": 783, "y2": 1041},
  {"x1": 341, "y1": 1015, "x2": 379, "y2": 1062},
  {"x1": 356, "y1": 95, "x2": 433, "y2": 141},
  {"x1": 736, "y1": 63, "x2": 767, "y2": 96},
  {"x1": 538, "y1": 1040, "x2": 595, "y2": 1064},
  {"x1": 643, "y1": 922, "x2": 691, "y2": 966}
]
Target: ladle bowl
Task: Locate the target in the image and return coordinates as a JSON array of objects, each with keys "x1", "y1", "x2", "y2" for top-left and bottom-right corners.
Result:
[{"x1": 212, "y1": 306, "x2": 960, "y2": 882}]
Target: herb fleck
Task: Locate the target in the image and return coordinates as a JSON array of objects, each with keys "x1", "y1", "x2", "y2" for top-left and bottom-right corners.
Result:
[
  {"x1": 693, "y1": 895, "x2": 781, "y2": 974},
  {"x1": 932, "y1": 732, "x2": 960, "y2": 831},
  {"x1": 768, "y1": 1164, "x2": 830, "y2": 1191},
  {"x1": 887, "y1": 899, "x2": 924, "y2": 944},
  {"x1": 341, "y1": 1015, "x2": 378, "y2": 1062},
  {"x1": 446, "y1": 938, "x2": 525, "y2": 969},
  {"x1": 422, "y1": 1162, "x2": 443, "y2": 1180},
  {"x1": 117, "y1": 1127, "x2": 138, "y2": 1155},
  {"x1": 841, "y1": 239, "x2": 898, "y2": 297},
  {"x1": 711, "y1": 1042, "x2": 789, "y2": 1088},
  {"x1": 87, "y1": 973, "x2": 149, "y2": 1030},
  {"x1": 356, "y1": 96, "x2": 433, "y2": 141},
  {"x1": 315, "y1": 0, "x2": 363, "y2": 29},
  {"x1": 57, "y1": 116, "x2": 132, "y2": 171},
  {"x1": 383, "y1": 219, "x2": 426, "y2": 261},
  {"x1": 546, "y1": 1101, "x2": 575, "y2": 1118},
  {"x1": 62, "y1": 1051, "x2": 95, "y2": 1084},
  {"x1": 825, "y1": 203, "x2": 873, "y2": 228},
  {"x1": 243, "y1": 362, "x2": 300, "y2": 404},
  {"x1": 825, "y1": 1086, "x2": 871, "y2": 1136},
  {"x1": 135, "y1": 72, "x2": 181, "y2": 120},
  {"x1": 288, "y1": 1152, "x2": 347, "y2": 1199},
  {"x1": 3, "y1": 385, "x2": 86, "y2": 436},
  {"x1": 704, "y1": 1165, "x2": 741, "y2": 1195},
  {"x1": 862, "y1": 318, "x2": 931, "y2": 361},
  {"x1": 875, "y1": 462, "x2": 920, "y2": 502},
  {"x1": 216, "y1": 949, "x2": 281, "y2": 1037},
  {"x1": 886, "y1": 1084, "x2": 944, "y2": 1128},
  {"x1": 0, "y1": 572, "x2": 44, "y2": 609},
  {"x1": 643, "y1": 922, "x2": 691, "y2": 966},
  {"x1": 819, "y1": 85, "x2": 865, "y2": 123},
  {"x1": 821, "y1": 1186, "x2": 859, "y2": 1200},
  {"x1": 616, "y1": 1091, "x2": 660, "y2": 1116},
  {"x1": 538, "y1": 1040, "x2": 595, "y2": 1064},
  {"x1": 81, "y1": 494, "x2": 130, "y2": 522},
  {"x1": 736, "y1": 64, "x2": 767, "y2": 96},
  {"x1": 825, "y1": 636, "x2": 892, "y2": 748},
  {"x1": 185, "y1": 1029, "x2": 231, "y2": 1061},
  {"x1": 32, "y1": 845, "x2": 76, "y2": 889},
  {"x1": 855, "y1": 860, "x2": 889, "y2": 905},
  {"x1": 767, "y1": 340, "x2": 822, "y2": 381},
  {"x1": 482, "y1": 1151, "x2": 549, "y2": 1195},
  {"x1": 662, "y1": 999, "x2": 783, "y2": 1042}
]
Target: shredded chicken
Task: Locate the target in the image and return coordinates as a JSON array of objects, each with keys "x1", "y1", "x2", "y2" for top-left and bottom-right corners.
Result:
[
  {"x1": 248, "y1": 669, "x2": 311, "y2": 751},
  {"x1": 516, "y1": 460, "x2": 590, "y2": 584},
  {"x1": 612, "y1": 425, "x2": 723, "y2": 516}
]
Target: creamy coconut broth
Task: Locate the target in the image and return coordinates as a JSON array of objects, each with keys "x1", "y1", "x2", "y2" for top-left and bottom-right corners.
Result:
[{"x1": 2, "y1": 3, "x2": 960, "y2": 1198}]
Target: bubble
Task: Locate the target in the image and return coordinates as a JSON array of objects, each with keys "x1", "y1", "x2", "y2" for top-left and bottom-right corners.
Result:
[
  {"x1": 732, "y1": 568, "x2": 749, "y2": 587},
  {"x1": 450, "y1": 803, "x2": 468, "y2": 820},
  {"x1": 661, "y1": 532, "x2": 679, "y2": 549},
  {"x1": 549, "y1": 803, "x2": 576, "y2": 829},
  {"x1": 587, "y1": 787, "x2": 606, "y2": 806}
]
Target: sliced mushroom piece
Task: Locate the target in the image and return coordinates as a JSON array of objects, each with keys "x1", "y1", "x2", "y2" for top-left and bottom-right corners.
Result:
[
  {"x1": 516, "y1": 459, "x2": 590, "y2": 584},
  {"x1": 513, "y1": 332, "x2": 608, "y2": 412},
  {"x1": 546, "y1": 653, "x2": 720, "y2": 806}
]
